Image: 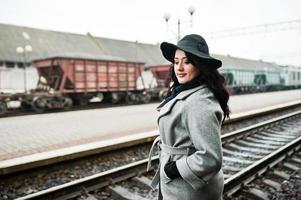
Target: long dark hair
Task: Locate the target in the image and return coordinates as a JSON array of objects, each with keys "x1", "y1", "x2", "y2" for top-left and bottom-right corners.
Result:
[{"x1": 167, "y1": 52, "x2": 230, "y2": 123}]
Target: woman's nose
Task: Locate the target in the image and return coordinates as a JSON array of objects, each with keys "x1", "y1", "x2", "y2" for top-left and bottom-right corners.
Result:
[{"x1": 177, "y1": 62, "x2": 184, "y2": 71}]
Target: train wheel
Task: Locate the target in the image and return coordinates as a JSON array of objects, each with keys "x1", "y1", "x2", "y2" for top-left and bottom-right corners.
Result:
[
  {"x1": 32, "y1": 96, "x2": 46, "y2": 113},
  {"x1": 125, "y1": 93, "x2": 136, "y2": 105},
  {"x1": 96, "y1": 92, "x2": 104, "y2": 103},
  {"x1": 80, "y1": 98, "x2": 89, "y2": 106},
  {"x1": 21, "y1": 101, "x2": 32, "y2": 110},
  {"x1": 0, "y1": 101, "x2": 7, "y2": 115},
  {"x1": 111, "y1": 92, "x2": 121, "y2": 104},
  {"x1": 159, "y1": 89, "x2": 168, "y2": 101},
  {"x1": 75, "y1": 95, "x2": 89, "y2": 106},
  {"x1": 71, "y1": 94, "x2": 90, "y2": 106},
  {"x1": 63, "y1": 96, "x2": 73, "y2": 110},
  {"x1": 141, "y1": 93, "x2": 151, "y2": 103}
]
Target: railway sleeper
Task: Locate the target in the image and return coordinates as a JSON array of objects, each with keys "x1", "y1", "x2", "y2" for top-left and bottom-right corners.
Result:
[
  {"x1": 223, "y1": 156, "x2": 253, "y2": 165},
  {"x1": 133, "y1": 176, "x2": 152, "y2": 189},
  {"x1": 245, "y1": 137, "x2": 285, "y2": 146},
  {"x1": 235, "y1": 140, "x2": 279, "y2": 150},
  {"x1": 109, "y1": 185, "x2": 149, "y2": 200},
  {"x1": 222, "y1": 148, "x2": 263, "y2": 160},
  {"x1": 291, "y1": 156, "x2": 301, "y2": 164},
  {"x1": 251, "y1": 134, "x2": 291, "y2": 143},
  {"x1": 108, "y1": 174, "x2": 156, "y2": 200},
  {"x1": 246, "y1": 187, "x2": 270, "y2": 200},
  {"x1": 261, "y1": 131, "x2": 298, "y2": 139},
  {"x1": 282, "y1": 162, "x2": 300, "y2": 171},
  {"x1": 262, "y1": 178, "x2": 282, "y2": 191},
  {"x1": 228, "y1": 143, "x2": 272, "y2": 154},
  {"x1": 222, "y1": 165, "x2": 242, "y2": 174},
  {"x1": 272, "y1": 170, "x2": 291, "y2": 180},
  {"x1": 83, "y1": 194, "x2": 98, "y2": 200}
]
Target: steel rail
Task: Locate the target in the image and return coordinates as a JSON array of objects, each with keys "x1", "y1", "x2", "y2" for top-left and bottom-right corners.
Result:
[
  {"x1": 223, "y1": 136, "x2": 301, "y2": 197},
  {"x1": 15, "y1": 156, "x2": 159, "y2": 200},
  {"x1": 221, "y1": 110, "x2": 301, "y2": 144},
  {"x1": 223, "y1": 99, "x2": 301, "y2": 125}
]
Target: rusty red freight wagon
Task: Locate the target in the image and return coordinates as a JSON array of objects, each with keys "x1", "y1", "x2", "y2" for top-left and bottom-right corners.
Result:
[
  {"x1": 31, "y1": 55, "x2": 150, "y2": 108},
  {"x1": 0, "y1": 55, "x2": 152, "y2": 114},
  {"x1": 34, "y1": 57, "x2": 143, "y2": 92}
]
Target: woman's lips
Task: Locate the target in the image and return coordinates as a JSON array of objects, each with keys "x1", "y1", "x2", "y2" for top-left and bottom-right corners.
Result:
[{"x1": 177, "y1": 73, "x2": 187, "y2": 77}]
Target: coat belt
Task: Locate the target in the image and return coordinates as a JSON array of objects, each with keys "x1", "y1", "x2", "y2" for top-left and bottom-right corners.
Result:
[
  {"x1": 147, "y1": 136, "x2": 161, "y2": 172},
  {"x1": 160, "y1": 143, "x2": 196, "y2": 155},
  {"x1": 147, "y1": 137, "x2": 197, "y2": 190},
  {"x1": 147, "y1": 137, "x2": 196, "y2": 172}
]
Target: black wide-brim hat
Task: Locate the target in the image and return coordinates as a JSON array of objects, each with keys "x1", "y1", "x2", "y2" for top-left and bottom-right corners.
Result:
[{"x1": 160, "y1": 34, "x2": 222, "y2": 68}]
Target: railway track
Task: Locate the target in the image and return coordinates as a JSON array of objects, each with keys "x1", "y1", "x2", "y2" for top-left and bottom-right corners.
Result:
[
  {"x1": 1, "y1": 96, "x2": 301, "y2": 120},
  {"x1": 224, "y1": 137, "x2": 301, "y2": 200},
  {"x1": 5, "y1": 110, "x2": 300, "y2": 200},
  {"x1": 0, "y1": 101, "x2": 144, "y2": 118}
]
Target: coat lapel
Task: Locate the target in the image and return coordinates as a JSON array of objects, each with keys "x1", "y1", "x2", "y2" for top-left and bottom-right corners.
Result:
[{"x1": 157, "y1": 85, "x2": 206, "y2": 122}]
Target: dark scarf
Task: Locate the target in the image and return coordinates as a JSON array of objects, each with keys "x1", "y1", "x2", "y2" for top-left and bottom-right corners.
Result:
[{"x1": 158, "y1": 79, "x2": 201, "y2": 108}]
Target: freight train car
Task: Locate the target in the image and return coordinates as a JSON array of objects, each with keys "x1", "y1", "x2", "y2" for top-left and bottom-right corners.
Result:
[
  {"x1": 0, "y1": 55, "x2": 151, "y2": 114},
  {"x1": 280, "y1": 65, "x2": 301, "y2": 89},
  {"x1": 215, "y1": 55, "x2": 283, "y2": 93},
  {"x1": 219, "y1": 68, "x2": 282, "y2": 93}
]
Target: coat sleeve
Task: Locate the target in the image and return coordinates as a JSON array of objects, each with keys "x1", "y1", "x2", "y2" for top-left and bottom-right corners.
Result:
[{"x1": 176, "y1": 96, "x2": 223, "y2": 190}]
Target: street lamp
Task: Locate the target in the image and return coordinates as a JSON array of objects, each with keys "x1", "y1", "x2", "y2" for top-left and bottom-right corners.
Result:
[
  {"x1": 188, "y1": 6, "x2": 196, "y2": 27},
  {"x1": 164, "y1": 6, "x2": 196, "y2": 41},
  {"x1": 16, "y1": 45, "x2": 32, "y2": 93}
]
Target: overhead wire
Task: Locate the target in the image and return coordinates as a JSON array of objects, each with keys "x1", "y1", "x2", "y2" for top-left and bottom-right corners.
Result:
[{"x1": 203, "y1": 19, "x2": 301, "y2": 39}]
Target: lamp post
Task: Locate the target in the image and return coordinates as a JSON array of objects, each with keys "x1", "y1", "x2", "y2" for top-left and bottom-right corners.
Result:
[
  {"x1": 164, "y1": 6, "x2": 196, "y2": 41},
  {"x1": 16, "y1": 45, "x2": 32, "y2": 93}
]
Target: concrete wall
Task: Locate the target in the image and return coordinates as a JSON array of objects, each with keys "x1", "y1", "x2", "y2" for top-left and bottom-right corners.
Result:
[{"x1": 0, "y1": 66, "x2": 39, "y2": 93}]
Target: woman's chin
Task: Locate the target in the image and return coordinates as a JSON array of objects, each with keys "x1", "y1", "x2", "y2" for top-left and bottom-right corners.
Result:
[{"x1": 178, "y1": 79, "x2": 189, "y2": 84}]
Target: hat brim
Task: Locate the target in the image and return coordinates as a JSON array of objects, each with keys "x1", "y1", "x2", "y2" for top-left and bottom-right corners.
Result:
[{"x1": 160, "y1": 42, "x2": 222, "y2": 68}]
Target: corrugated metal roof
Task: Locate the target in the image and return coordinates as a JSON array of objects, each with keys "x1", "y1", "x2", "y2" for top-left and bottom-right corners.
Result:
[
  {"x1": 213, "y1": 54, "x2": 281, "y2": 71},
  {"x1": 0, "y1": 23, "x2": 166, "y2": 65},
  {"x1": 0, "y1": 23, "x2": 108, "y2": 62},
  {"x1": 32, "y1": 52, "x2": 127, "y2": 62},
  {"x1": 93, "y1": 35, "x2": 167, "y2": 66}
]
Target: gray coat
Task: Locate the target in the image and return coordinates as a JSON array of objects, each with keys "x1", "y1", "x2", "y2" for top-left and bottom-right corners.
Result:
[{"x1": 150, "y1": 85, "x2": 224, "y2": 200}]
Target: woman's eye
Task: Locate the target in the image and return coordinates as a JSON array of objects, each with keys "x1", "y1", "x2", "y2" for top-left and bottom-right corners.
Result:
[
  {"x1": 184, "y1": 61, "x2": 190, "y2": 64},
  {"x1": 174, "y1": 62, "x2": 179, "y2": 65}
]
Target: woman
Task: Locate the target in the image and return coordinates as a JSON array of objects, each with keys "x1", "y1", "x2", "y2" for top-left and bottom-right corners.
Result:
[{"x1": 147, "y1": 34, "x2": 230, "y2": 200}]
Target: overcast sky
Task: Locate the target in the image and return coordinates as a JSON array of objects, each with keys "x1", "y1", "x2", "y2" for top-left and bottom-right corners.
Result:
[{"x1": 0, "y1": 0, "x2": 301, "y2": 66}]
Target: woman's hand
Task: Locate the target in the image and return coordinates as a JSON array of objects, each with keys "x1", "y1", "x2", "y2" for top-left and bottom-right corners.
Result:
[{"x1": 164, "y1": 161, "x2": 182, "y2": 180}]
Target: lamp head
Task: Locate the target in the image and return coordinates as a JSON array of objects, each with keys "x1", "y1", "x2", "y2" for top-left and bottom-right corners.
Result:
[{"x1": 16, "y1": 46, "x2": 24, "y2": 54}]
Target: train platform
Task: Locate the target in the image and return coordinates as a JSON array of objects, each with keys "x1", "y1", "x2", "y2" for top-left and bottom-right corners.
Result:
[{"x1": 1, "y1": 89, "x2": 301, "y2": 175}]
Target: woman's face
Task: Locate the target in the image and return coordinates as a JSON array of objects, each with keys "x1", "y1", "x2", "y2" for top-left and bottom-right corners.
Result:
[{"x1": 174, "y1": 49, "x2": 200, "y2": 84}]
